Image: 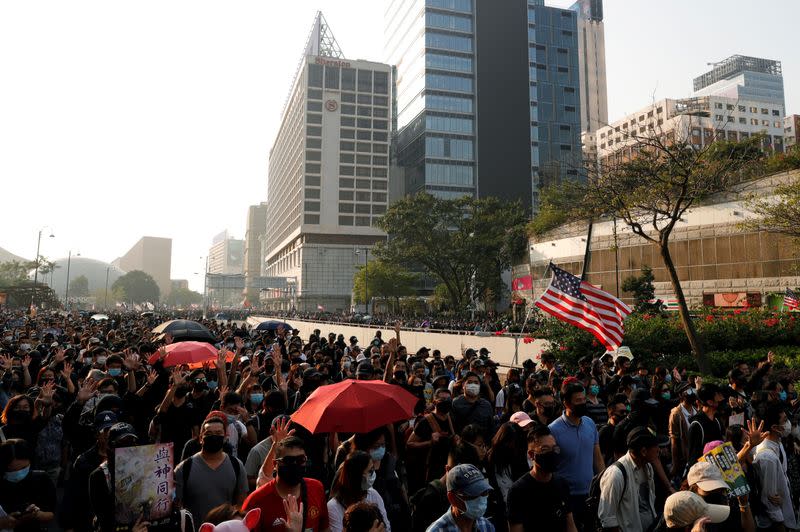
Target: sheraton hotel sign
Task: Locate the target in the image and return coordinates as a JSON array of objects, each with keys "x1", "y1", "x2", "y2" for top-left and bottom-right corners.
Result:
[{"x1": 315, "y1": 57, "x2": 351, "y2": 68}]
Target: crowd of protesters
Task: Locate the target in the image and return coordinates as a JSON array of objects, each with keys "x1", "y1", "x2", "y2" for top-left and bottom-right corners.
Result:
[{"x1": 0, "y1": 309, "x2": 797, "y2": 532}]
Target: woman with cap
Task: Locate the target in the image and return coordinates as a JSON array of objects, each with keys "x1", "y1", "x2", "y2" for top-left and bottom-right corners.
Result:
[
  {"x1": 656, "y1": 491, "x2": 730, "y2": 531},
  {"x1": 686, "y1": 460, "x2": 755, "y2": 532}
]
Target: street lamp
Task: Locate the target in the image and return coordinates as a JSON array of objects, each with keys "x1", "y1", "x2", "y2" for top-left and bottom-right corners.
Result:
[
  {"x1": 354, "y1": 248, "x2": 369, "y2": 315},
  {"x1": 104, "y1": 266, "x2": 111, "y2": 310},
  {"x1": 64, "y1": 250, "x2": 80, "y2": 310},
  {"x1": 30, "y1": 227, "x2": 54, "y2": 311}
]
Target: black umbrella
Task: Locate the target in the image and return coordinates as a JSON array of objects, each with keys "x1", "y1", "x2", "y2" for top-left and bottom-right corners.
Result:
[
  {"x1": 254, "y1": 320, "x2": 293, "y2": 332},
  {"x1": 152, "y1": 319, "x2": 217, "y2": 344}
]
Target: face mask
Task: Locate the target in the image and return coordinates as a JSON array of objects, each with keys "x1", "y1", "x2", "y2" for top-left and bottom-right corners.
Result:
[
  {"x1": 97, "y1": 356, "x2": 107, "y2": 365},
  {"x1": 277, "y1": 463, "x2": 305, "y2": 486},
  {"x1": 461, "y1": 495, "x2": 488, "y2": 520},
  {"x1": 207, "y1": 380, "x2": 218, "y2": 390},
  {"x1": 394, "y1": 371, "x2": 406, "y2": 382},
  {"x1": 665, "y1": 374, "x2": 672, "y2": 383},
  {"x1": 780, "y1": 420, "x2": 792, "y2": 438},
  {"x1": 533, "y1": 451, "x2": 560, "y2": 473},
  {"x1": 436, "y1": 398, "x2": 453, "y2": 414},
  {"x1": 589, "y1": 385, "x2": 600, "y2": 396},
  {"x1": 9, "y1": 410, "x2": 31, "y2": 424},
  {"x1": 661, "y1": 392, "x2": 671, "y2": 401},
  {"x1": 250, "y1": 393, "x2": 264, "y2": 406},
  {"x1": 571, "y1": 403, "x2": 588, "y2": 418},
  {"x1": 370, "y1": 445, "x2": 386, "y2": 462},
  {"x1": 424, "y1": 368, "x2": 430, "y2": 378},
  {"x1": 20, "y1": 344, "x2": 30, "y2": 351},
  {"x1": 465, "y1": 383, "x2": 480, "y2": 397},
  {"x1": 4, "y1": 466, "x2": 30, "y2": 483},
  {"x1": 541, "y1": 405, "x2": 556, "y2": 419},
  {"x1": 108, "y1": 368, "x2": 122, "y2": 377},
  {"x1": 779, "y1": 391, "x2": 788, "y2": 402},
  {"x1": 361, "y1": 470, "x2": 376, "y2": 491},
  {"x1": 201, "y1": 434, "x2": 225, "y2": 453},
  {"x1": 460, "y1": 369, "x2": 468, "y2": 378},
  {"x1": 83, "y1": 357, "x2": 93, "y2": 365}
]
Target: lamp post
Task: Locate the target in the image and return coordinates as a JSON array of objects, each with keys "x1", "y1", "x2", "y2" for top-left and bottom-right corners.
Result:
[
  {"x1": 104, "y1": 266, "x2": 110, "y2": 310},
  {"x1": 30, "y1": 227, "x2": 54, "y2": 311},
  {"x1": 64, "y1": 250, "x2": 79, "y2": 310},
  {"x1": 355, "y1": 248, "x2": 369, "y2": 315},
  {"x1": 201, "y1": 256, "x2": 209, "y2": 319}
]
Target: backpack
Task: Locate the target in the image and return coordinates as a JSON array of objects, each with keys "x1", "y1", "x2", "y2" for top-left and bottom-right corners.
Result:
[
  {"x1": 181, "y1": 454, "x2": 242, "y2": 499},
  {"x1": 585, "y1": 461, "x2": 627, "y2": 532}
]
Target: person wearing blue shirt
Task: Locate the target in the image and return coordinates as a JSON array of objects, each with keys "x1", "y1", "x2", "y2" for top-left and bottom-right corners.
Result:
[
  {"x1": 548, "y1": 383, "x2": 605, "y2": 530},
  {"x1": 426, "y1": 463, "x2": 495, "y2": 532}
]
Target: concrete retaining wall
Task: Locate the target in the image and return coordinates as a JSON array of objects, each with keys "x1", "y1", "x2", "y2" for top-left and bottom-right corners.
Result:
[{"x1": 247, "y1": 317, "x2": 549, "y2": 368}]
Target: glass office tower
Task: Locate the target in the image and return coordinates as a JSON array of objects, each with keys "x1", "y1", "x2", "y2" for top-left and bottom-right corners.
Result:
[{"x1": 385, "y1": 0, "x2": 584, "y2": 212}]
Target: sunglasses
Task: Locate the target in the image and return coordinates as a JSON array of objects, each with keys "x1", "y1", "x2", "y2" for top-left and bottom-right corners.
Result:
[{"x1": 276, "y1": 455, "x2": 307, "y2": 466}]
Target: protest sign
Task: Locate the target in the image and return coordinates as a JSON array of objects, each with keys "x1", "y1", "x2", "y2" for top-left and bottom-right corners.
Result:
[
  {"x1": 699, "y1": 441, "x2": 750, "y2": 496},
  {"x1": 114, "y1": 443, "x2": 174, "y2": 526}
]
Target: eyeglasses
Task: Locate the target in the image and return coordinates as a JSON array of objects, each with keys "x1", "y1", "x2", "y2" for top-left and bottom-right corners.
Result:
[{"x1": 276, "y1": 455, "x2": 307, "y2": 466}]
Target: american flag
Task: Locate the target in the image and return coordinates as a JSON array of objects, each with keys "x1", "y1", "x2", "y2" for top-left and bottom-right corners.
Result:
[
  {"x1": 785, "y1": 288, "x2": 799, "y2": 310},
  {"x1": 535, "y1": 264, "x2": 632, "y2": 351}
]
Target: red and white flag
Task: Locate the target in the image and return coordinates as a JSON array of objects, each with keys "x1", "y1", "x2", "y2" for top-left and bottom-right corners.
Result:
[
  {"x1": 512, "y1": 275, "x2": 533, "y2": 291},
  {"x1": 785, "y1": 288, "x2": 799, "y2": 310},
  {"x1": 317, "y1": 304, "x2": 325, "y2": 312},
  {"x1": 534, "y1": 264, "x2": 632, "y2": 351}
]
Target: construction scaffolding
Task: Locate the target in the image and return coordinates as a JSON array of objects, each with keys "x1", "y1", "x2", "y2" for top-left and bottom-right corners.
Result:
[{"x1": 693, "y1": 55, "x2": 782, "y2": 92}]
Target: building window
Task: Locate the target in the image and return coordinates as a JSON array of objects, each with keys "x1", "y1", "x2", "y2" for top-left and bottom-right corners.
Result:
[
  {"x1": 341, "y1": 68, "x2": 356, "y2": 91},
  {"x1": 727, "y1": 116, "x2": 734, "y2": 122},
  {"x1": 739, "y1": 117, "x2": 746, "y2": 124},
  {"x1": 426, "y1": 0, "x2": 472, "y2": 13},
  {"x1": 305, "y1": 175, "x2": 320, "y2": 186},
  {"x1": 738, "y1": 105, "x2": 746, "y2": 112},
  {"x1": 341, "y1": 104, "x2": 355, "y2": 115},
  {"x1": 425, "y1": 32, "x2": 473, "y2": 52},
  {"x1": 372, "y1": 179, "x2": 387, "y2": 190},
  {"x1": 339, "y1": 190, "x2": 353, "y2": 201},
  {"x1": 356, "y1": 142, "x2": 371, "y2": 153},
  {"x1": 305, "y1": 188, "x2": 320, "y2": 199},
  {"x1": 356, "y1": 191, "x2": 371, "y2": 202},
  {"x1": 308, "y1": 88, "x2": 322, "y2": 100},
  {"x1": 340, "y1": 165, "x2": 354, "y2": 176},
  {"x1": 372, "y1": 168, "x2": 387, "y2": 179},
  {"x1": 306, "y1": 126, "x2": 321, "y2": 137},
  {"x1": 342, "y1": 92, "x2": 356, "y2": 103},
  {"x1": 373, "y1": 119, "x2": 388, "y2": 130},
  {"x1": 308, "y1": 64, "x2": 323, "y2": 88},
  {"x1": 341, "y1": 116, "x2": 355, "y2": 127},
  {"x1": 357, "y1": 106, "x2": 371, "y2": 117},
  {"x1": 304, "y1": 214, "x2": 319, "y2": 224},
  {"x1": 715, "y1": 114, "x2": 723, "y2": 121},
  {"x1": 426, "y1": 53, "x2": 473, "y2": 73},
  {"x1": 357, "y1": 130, "x2": 371, "y2": 140},
  {"x1": 374, "y1": 71, "x2": 389, "y2": 94},
  {"x1": 307, "y1": 113, "x2": 322, "y2": 124},
  {"x1": 357, "y1": 118, "x2": 371, "y2": 129},
  {"x1": 324, "y1": 66, "x2": 339, "y2": 89},
  {"x1": 358, "y1": 70, "x2": 372, "y2": 92},
  {"x1": 341, "y1": 129, "x2": 355, "y2": 139},
  {"x1": 305, "y1": 163, "x2": 320, "y2": 173},
  {"x1": 355, "y1": 217, "x2": 370, "y2": 227},
  {"x1": 339, "y1": 216, "x2": 354, "y2": 226},
  {"x1": 357, "y1": 94, "x2": 371, "y2": 104},
  {"x1": 356, "y1": 153, "x2": 370, "y2": 164},
  {"x1": 751, "y1": 118, "x2": 759, "y2": 125},
  {"x1": 762, "y1": 119, "x2": 769, "y2": 126},
  {"x1": 773, "y1": 109, "x2": 780, "y2": 116},
  {"x1": 714, "y1": 102, "x2": 723, "y2": 109},
  {"x1": 307, "y1": 101, "x2": 322, "y2": 112},
  {"x1": 338, "y1": 203, "x2": 354, "y2": 213},
  {"x1": 426, "y1": 73, "x2": 473, "y2": 92},
  {"x1": 426, "y1": 11, "x2": 473, "y2": 32},
  {"x1": 726, "y1": 104, "x2": 734, "y2": 110},
  {"x1": 761, "y1": 108, "x2": 768, "y2": 114},
  {"x1": 372, "y1": 155, "x2": 388, "y2": 165},
  {"x1": 372, "y1": 205, "x2": 386, "y2": 215},
  {"x1": 339, "y1": 178, "x2": 354, "y2": 188},
  {"x1": 373, "y1": 143, "x2": 388, "y2": 154},
  {"x1": 356, "y1": 179, "x2": 370, "y2": 189},
  {"x1": 356, "y1": 167, "x2": 370, "y2": 177},
  {"x1": 307, "y1": 138, "x2": 321, "y2": 149},
  {"x1": 340, "y1": 141, "x2": 355, "y2": 151},
  {"x1": 355, "y1": 204, "x2": 371, "y2": 214},
  {"x1": 750, "y1": 107, "x2": 758, "y2": 113},
  {"x1": 305, "y1": 150, "x2": 321, "y2": 161}
]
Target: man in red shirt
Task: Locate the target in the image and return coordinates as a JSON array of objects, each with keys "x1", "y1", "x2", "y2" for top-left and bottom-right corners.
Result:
[{"x1": 242, "y1": 435, "x2": 330, "y2": 532}]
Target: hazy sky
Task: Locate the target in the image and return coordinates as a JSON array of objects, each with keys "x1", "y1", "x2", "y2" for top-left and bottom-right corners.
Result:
[{"x1": 1, "y1": 1, "x2": 797, "y2": 293}]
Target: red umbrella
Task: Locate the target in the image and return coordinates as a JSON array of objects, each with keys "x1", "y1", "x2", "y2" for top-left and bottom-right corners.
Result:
[
  {"x1": 147, "y1": 341, "x2": 224, "y2": 368},
  {"x1": 290, "y1": 379, "x2": 419, "y2": 434}
]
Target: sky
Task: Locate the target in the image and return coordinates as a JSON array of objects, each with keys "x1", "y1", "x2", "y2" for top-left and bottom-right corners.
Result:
[{"x1": 1, "y1": 0, "x2": 797, "y2": 293}]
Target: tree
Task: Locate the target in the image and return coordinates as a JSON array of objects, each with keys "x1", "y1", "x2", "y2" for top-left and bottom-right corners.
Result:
[
  {"x1": 621, "y1": 266, "x2": 661, "y2": 313},
  {"x1": 579, "y1": 133, "x2": 764, "y2": 373},
  {"x1": 91, "y1": 287, "x2": 125, "y2": 310},
  {"x1": 166, "y1": 287, "x2": 203, "y2": 308},
  {"x1": 352, "y1": 260, "x2": 418, "y2": 312},
  {"x1": 69, "y1": 275, "x2": 90, "y2": 297},
  {"x1": 376, "y1": 194, "x2": 528, "y2": 310},
  {"x1": 743, "y1": 173, "x2": 800, "y2": 241},
  {"x1": 0, "y1": 261, "x2": 32, "y2": 286},
  {"x1": 112, "y1": 270, "x2": 160, "y2": 303}
]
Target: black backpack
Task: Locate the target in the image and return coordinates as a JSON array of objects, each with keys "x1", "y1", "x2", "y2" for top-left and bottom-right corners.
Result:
[{"x1": 585, "y1": 461, "x2": 627, "y2": 532}]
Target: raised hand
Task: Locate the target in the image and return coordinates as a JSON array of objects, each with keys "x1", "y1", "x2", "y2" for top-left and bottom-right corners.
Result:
[
  {"x1": 0, "y1": 354, "x2": 12, "y2": 371},
  {"x1": 279, "y1": 494, "x2": 304, "y2": 532},
  {"x1": 216, "y1": 348, "x2": 227, "y2": 369},
  {"x1": 39, "y1": 381, "x2": 56, "y2": 402},
  {"x1": 171, "y1": 368, "x2": 187, "y2": 387},
  {"x1": 54, "y1": 348, "x2": 66, "y2": 363},
  {"x1": 21, "y1": 355, "x2": 31, "y2": 369},
  {"x1": 146, "y1": 369, "x2": 158, "y2": 386},
  {"x1": 271, "y1": 416, "x2": 295, "y2": 444},
  {"x1": 234, "y1": 337, "x2": 244, "y2": 351},
  {"x1": 156, "y1": 346, "x2": 168, "y2": 361},
  {"x1": 77, "y1": 378, "x2": 98, "y2": 403},
  {"x1": 62, "y1": 362, "x2": 73, "y2": 379},
  {"x1": 745, "y1": 418, "x2": 769, "y2": 448},
  {"x1": 124, "y1": 352, "x2": 141, "y2": 371}
]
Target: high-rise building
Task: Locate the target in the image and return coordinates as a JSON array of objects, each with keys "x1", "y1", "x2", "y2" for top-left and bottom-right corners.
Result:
[
  {"x1": 262, "y1": 12, "x2": 391, "y2": 312},
  {"x1": 784, "y1": 114, "x2": 800, "y2": 148},
  {"x1": 112, "y1": 237, "x2": 172, "y2": 298},
  {"x1": 208, "y1": 231, "x2": 244, "y2": 275},
  {"x1": 244, "y1": 203, "x2": 268, "y2": 301},
  {"x1": 693, "y1": 55, "x2": 785, "y2": 110},
  {"x1": 571, "y1": 0, "x2": 607, "y2": 134},
  {"x1": 385, "y1": 0, "x2": 584, "y2": 212}
]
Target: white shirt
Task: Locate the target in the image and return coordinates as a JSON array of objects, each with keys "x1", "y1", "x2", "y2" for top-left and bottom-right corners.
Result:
[
  {"x1": 680, "y1": 404, "x2": 696, "y2": 426},
  {"x1": 754, "y1": 438, "x2": 798, "y2": 529},
  {"x1": 598, "y1": 452, "x2": 656, "y2": 532},
  {"x1": 327, "y1": 488, "x2": 391, "y2": 532}
]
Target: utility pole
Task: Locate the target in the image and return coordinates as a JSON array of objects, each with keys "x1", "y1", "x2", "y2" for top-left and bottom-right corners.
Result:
[
  {"x1": 64, "y1": 250, "x2": 72, "y2": 310},
  {"x1": 30, "y1": 228, "x2": 54, "y2": 311},
  {"x1": 105, "y1": 266, "x2": 110, "y2": 309}
]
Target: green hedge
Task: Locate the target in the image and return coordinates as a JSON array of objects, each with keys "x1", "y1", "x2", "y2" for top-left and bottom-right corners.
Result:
[{"x1": 533, "y1": 309, "x2": 800, "y2": 376}]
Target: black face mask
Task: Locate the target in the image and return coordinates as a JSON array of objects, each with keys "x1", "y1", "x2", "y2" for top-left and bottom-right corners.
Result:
[
  {"x1": 9, "y1": 410, "x2": 31, "y2": 424},
  {"x1": 703, "y1": 491, "x2": 728, "y2": 506},
  {"x1": 201, "y1": 434, "x2": 225, "y2": 453},
  {"x1": 534, "y1": 451, "x2": 560, "y2": 473},
  {"x1": 277, "y1": 463, "x2": 305, "y2": 486},
  {"x1": 436, "y1": 399, "x2": 452, "y2": 414},
  {"x1": 175, "y1": 386, "x2": 190, "y2": 399},
  {"x1": 571, "y1": 403, "x2": 588, "y2": 418},
  {"x1": 541, "y1": 406, "x2": 556, "y2": 419},
  {"x1": 193, "y1": 381, "x2": 207, "y2": 392},
  {"x1": 394, "y1": 371, "x2": 406, "y2": 382}
]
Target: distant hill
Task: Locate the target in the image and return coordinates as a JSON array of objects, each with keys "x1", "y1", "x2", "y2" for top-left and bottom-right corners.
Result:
[{"x1": 0, "y1": 247, "x2": 28, "y2": 264}]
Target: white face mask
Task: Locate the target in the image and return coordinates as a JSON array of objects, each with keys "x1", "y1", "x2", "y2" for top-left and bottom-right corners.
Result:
[
  {"x1": 780, "y1": 420, "x2": 792, "y2": 438},
  {"x1": 465, "y1": 383, "x2": 481, "y2": 397},
  {"x1": 97, "y1": 356, "x2": 107, "y2": 365}
]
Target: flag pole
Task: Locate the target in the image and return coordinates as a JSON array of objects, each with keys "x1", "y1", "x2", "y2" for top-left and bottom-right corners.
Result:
[{"x1": 580, "y1": 222, "x2": 593, "y2": 281}]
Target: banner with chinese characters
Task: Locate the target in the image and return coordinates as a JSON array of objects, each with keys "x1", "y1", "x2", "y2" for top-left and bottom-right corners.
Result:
[{"x1": 114, "y1": 443, "x2": 174, "y2": 526}]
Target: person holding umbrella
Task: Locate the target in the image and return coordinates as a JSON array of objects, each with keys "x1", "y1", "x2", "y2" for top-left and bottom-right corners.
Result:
[{"x1": 328, "y1": 451, "x2": 391, "y2": 532}]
